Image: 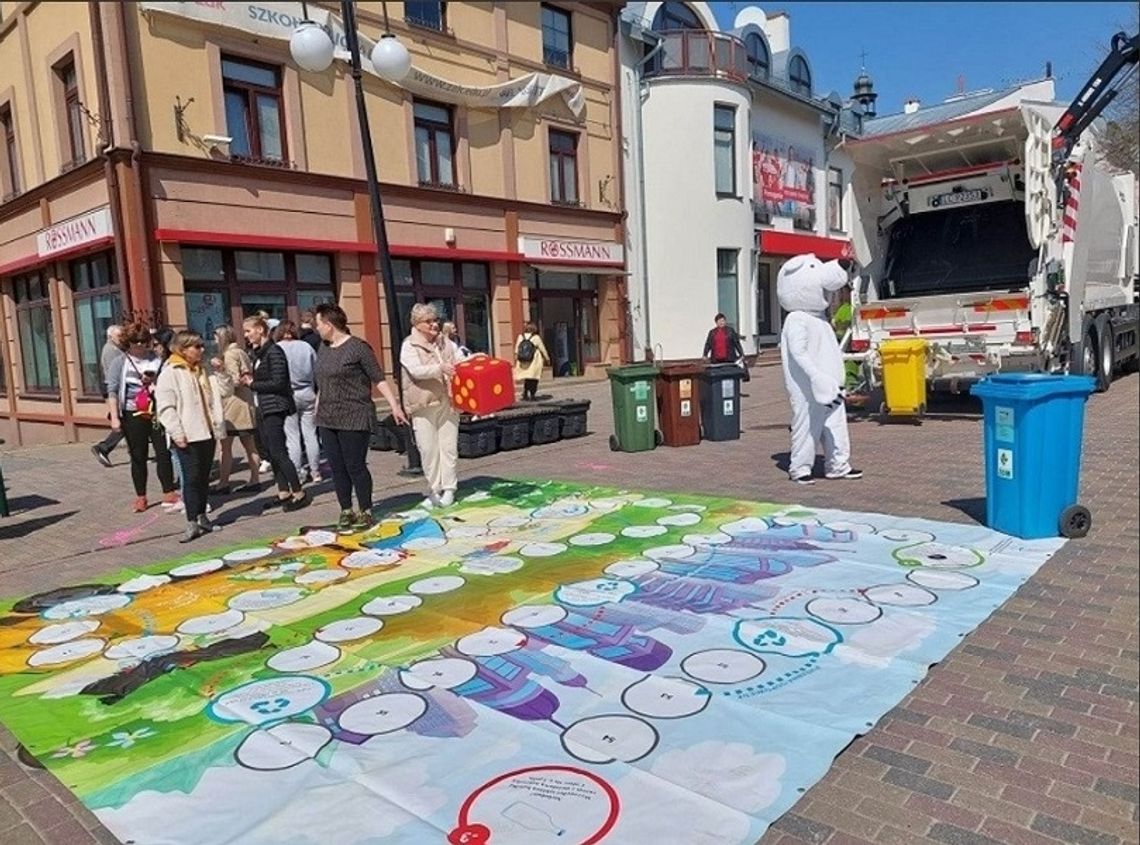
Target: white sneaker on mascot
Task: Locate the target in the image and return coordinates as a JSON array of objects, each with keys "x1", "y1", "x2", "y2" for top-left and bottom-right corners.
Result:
[{"x1": 777, "y1": 253, "x2": 864, "y2": 485}]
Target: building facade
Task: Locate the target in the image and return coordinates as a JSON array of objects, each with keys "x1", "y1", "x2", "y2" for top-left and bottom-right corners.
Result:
[
  {"x1": 618, "y1": 1, "x2": 860, "y2": 359},
  {"x1": 0, "y1": 0, "x2": 627, "y2": 446}
]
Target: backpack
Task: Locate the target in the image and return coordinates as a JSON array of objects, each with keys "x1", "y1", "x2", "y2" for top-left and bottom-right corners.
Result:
[{"x1": 517, "y1": 334, "x2": 536, "y2": 365}]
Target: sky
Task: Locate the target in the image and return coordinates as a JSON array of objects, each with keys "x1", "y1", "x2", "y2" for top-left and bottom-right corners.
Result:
[{"x1": 708, "y1": 1, "x2": 1138, "y2": 117}]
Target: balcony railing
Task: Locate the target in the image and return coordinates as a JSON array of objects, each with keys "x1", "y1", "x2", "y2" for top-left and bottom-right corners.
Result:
[{"x1": 645, "y1": 30, "x2": 750, "y2": 84}]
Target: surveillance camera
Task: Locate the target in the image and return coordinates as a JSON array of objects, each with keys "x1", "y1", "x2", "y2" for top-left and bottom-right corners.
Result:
[{"x1": 202, "y1": 134, "x2": 233, "y2": 146}]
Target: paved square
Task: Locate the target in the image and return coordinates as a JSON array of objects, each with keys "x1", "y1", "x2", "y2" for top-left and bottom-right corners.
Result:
[{"x1": 0, "y1": 367, "x2": 1136, "y2": 845}]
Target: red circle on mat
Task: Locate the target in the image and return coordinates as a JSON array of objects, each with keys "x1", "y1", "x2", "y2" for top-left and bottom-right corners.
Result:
[{"x1": 448, "y1": 765, "x2": 620, "y2": 845}]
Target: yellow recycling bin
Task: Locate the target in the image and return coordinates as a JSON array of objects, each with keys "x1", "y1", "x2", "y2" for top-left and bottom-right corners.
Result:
[{"x1": 879, "y1": 339, "x2": 928, "y2": 419}]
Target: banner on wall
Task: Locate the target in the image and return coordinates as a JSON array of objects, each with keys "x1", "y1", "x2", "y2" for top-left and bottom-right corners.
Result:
[
  {"x1": 139, "y1": 1, "x2": 585, "y2": 117},
  {"x1": 752, "y1": 132, "x2": 816, "y2": 230}
]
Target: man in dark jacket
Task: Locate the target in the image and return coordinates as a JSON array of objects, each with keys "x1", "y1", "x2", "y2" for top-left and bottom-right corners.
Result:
[
  {"x1": 241, "y1": 316, "x2": 308, "y2": 511},
  {"x1": 92, "y1": 324, "x2": 126, "y2": 467},
  {"x1": 298, "y1": 310, "x2": 322, "y2": 352}
]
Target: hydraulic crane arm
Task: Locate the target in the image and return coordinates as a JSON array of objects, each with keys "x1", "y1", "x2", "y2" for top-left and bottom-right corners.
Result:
[{"x1": 1051, "y1": 30, "x2": 1139, "y2": 175}]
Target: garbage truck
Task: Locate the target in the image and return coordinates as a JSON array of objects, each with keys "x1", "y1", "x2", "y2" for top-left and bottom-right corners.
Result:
[{"x1": 843, "y1": 31, "x2": 1140, "y2": 395}]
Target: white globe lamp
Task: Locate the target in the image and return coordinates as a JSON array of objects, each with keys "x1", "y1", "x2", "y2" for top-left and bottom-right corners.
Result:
[
  {"x1": 290, "y1": 21, "x2": 335, "y2": 73},
  {"x1": 371, "y1": 33, "x2": 412, "y2": 82}
]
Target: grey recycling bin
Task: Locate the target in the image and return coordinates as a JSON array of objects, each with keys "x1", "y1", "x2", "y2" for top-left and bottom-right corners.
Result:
[{"x1": 700, "y1": 363, "x2": 746, "y2": 441}]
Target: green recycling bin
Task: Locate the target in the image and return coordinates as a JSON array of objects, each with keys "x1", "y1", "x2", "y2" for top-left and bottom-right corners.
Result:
[{"x1": 607, "y1": 363, "x2": 661, "y2": 452}]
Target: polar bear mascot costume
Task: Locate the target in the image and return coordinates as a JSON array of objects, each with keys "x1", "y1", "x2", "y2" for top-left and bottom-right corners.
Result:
[{"x1": 777, "y1": 253, "x2": 862, "y2": 484}]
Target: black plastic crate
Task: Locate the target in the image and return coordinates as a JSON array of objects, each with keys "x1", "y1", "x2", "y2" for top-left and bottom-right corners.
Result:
[
  {"x1": 530, "y1": 409, "x2": 562, "y2": 445},
  {"x1": 458, "y1": 415, "x2": 499, "y2": 459},
  {"x1": 557, "y1": 400, "x2": 591, "y2": 439},
  {"x1": 497, "y1": 412, "x2": 532, "y2": 451}
]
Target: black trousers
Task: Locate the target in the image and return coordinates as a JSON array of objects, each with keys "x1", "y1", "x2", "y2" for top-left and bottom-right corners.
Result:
[
  {"x1": 320, "y1": 427, "x2": 372, "y2": 512},
  {"x1": 173, "y1": 439, "x2": 216, "y2": 520},
  {"x1": 523, "y1": 378, "x2": 539, "y2": 400},
  {"x1": 122, "y1": 414, "x2": 175, "y2": 497},
  {"x1": 258, "y1": 412, "x2": 302, "y2": 494}
]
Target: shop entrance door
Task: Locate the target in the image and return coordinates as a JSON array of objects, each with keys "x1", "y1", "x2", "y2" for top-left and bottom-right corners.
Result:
[{"x1": 540, "y1": 295, "x2": 581, "y2": 377}]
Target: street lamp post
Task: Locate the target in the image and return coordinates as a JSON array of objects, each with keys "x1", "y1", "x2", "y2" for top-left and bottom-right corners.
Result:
[{"x1": 291, "y1": 1, "x2": 421, "y2": 476}]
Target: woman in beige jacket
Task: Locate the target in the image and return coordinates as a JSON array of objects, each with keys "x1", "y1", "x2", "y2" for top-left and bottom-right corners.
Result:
[
  {"x1": 513, "y1": 321, "x2": 550, "y2": 401},
  {"x1": 400, "y1": 302, "x2": 459, "y2": 510},
  {"x1": 212, "y1": 325, "x2": 261, "y2": 491},
  {"x1": 156, "y1": 330, "x2": 227, "y2": 543}
]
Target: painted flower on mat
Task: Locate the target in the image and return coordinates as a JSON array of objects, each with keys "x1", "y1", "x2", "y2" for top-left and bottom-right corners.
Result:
[
  {"x1": 52, "y1": 740, "x2": 96, "y2": 759},
  {"x1": 105, "y1": 727, "x2": 157, "y2": 749}
]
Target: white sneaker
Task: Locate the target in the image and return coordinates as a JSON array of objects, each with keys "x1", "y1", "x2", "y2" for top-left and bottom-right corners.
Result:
[
  {"x1": 420, "y1": 495, "x2": 439, "y2": 511},
  {"x1": 438, "y1": 490, "x2": 455, "y2": 507},
  {"x1": 163, "y1": 500, "x2": 186, "y2": 513},
  {"x1": 259, "y1": 460, "x2": 272, "y2": 474}
]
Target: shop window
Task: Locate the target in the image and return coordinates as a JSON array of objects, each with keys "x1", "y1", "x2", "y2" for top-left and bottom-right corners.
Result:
[
  {"x1": 716, "y1": 249, "x2": 739, "y2": 329},
  {"x1": 405, "y1": 1, "x2": 446, "y2": 32},
  {"x1": 714, "y1": 104, "x2": 736, "y2": 197},
  {"x1": 222, "y1": 56, "x2": 285, "y2": 164},
  {"x1": 745, "y1": 33, "x2": 769, "y2": 81},
  {"x1": 413, "y1": 100, "x2": 455, "y2": 188},
  {"x1": 789, "y1": 55, "x2": 812, "y2": 97},
  {"x1": 389, "y1": 259, "x2": 491, "y2": 354},
  {"x1": 14, "y1": 272, "x2": 58, "y2": 394},
  {"x1": 828, "y1": 166, "x2": 844, "y2": 231},
  {"x1": 182, "y1": 248, "x2": 335, "y2": 345},
  {"x1": 549, "y1": 129, "x2": 579, "y2": 205},
  {"x1": 55, "y1": 57, "x2": 86, "y2": 169},
  {"x1": 542, "y1": 5, "x2": 573, "y2": 69},
  {"x1": 71, "y1": 252, "x2": 121, "y2": 397},
  {"x1": 1, "y1": 104, "x2": 18, "y2": 199}
]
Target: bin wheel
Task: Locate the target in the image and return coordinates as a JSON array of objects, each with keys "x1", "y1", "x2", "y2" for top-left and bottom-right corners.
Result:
[
  {"x1": 1059, "y1": 504, "x2": 1092, "y2": 539},
  {"x1": 879, "y1": 402, "x2": 889, "y2": 417},
  {"x1": 654, "y1": 430, "x2": 664, "y2": 447},
  {"x1": 608, "y1": 434, "x2": 619, "y2": 452}
]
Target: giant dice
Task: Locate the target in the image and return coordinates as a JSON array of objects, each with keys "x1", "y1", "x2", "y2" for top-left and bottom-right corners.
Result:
[{"x1": 451, "y1": 355, "x2": 515, "y2": 415}]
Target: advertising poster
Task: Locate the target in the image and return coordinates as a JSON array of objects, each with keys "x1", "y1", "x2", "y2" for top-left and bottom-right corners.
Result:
[{"x1": 752, "y1": 133, "x2": 816, "y2": 231}]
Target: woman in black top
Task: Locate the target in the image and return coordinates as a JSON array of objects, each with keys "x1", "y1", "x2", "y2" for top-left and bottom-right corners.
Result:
[
  {"x1": 313, "y1": 303, "x2": 407, "y2": 531},
  {"x1": 241, "y1": 316, "x2": 308, "y2": 512}
]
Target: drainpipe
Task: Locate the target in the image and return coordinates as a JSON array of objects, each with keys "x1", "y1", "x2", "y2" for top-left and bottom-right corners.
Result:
[
  {"x1": 89, "y1": 2, "x2": 130, "y2": 304},
  {"x1": 631, "y1": 30, "x2": 663, "y2": 359}
]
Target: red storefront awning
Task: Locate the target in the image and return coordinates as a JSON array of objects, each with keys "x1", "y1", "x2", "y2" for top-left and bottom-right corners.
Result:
[{"x1": 759, "y1": 230, "x2": 853, "y2": 260}]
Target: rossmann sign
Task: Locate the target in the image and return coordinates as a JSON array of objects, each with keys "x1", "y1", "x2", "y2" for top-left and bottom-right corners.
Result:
[
  {"x1": 518, "y1": 236, "x2": 624, "y2": 266},
  {"x1": 36, "y1": 207, "x2": 114, "y2": 259}
]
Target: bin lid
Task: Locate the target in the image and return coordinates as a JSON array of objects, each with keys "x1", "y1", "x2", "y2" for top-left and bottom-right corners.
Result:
[
  {"x1": 971, "y1": 373, "x2": 1096, "y2": 401},
  {"x1": 701, "y1": 362, "x2": 746, "y2": 379},
  {"x1": 880, "y1": 339, "x2": 928, "y2": 353},
  {"x1": 607, "y1": 363, "x2": 660, "y2": 381},
  {"x1": 658, "y1": 360, "x2": 706, "y2": 377}
]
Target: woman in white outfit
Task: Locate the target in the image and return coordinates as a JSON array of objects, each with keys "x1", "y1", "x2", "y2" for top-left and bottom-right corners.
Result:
[
  {"x1": 400, "y1": 303, "x2": 459, "y2": 509},
  {"x1": 273, "y1": 320, "x2": 322, "y2": 484}
]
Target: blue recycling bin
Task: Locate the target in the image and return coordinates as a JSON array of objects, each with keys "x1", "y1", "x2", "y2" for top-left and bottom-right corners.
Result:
[{"x1": 970, "y1": 374, "x2": 1096, "y2": 539}]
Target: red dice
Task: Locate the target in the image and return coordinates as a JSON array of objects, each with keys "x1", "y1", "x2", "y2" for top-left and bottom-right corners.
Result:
[{"x1": 451, "y1": 355, "x2": 515, "y2": 415}]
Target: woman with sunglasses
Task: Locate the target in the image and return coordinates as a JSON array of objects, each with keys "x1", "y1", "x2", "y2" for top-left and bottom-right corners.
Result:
[
  {"x1": 106, "y1": 322, "x2": 177, "y2": 512},
  {"x1": 156, "y1": 331, "x2": 227, "y2": 542}
]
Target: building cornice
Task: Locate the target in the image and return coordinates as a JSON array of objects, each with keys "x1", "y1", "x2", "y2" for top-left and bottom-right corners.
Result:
[
  {"x1": 0, "y1": 156, "x2": 106, "y2": 224},
  {"x1": 138, "y1": 151, "x2": 624, "y2": 223}
]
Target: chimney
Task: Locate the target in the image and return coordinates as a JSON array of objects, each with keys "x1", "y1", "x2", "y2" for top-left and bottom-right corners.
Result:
[
  {"x1": 1045, "y1": 61, "x2": 1053, "y2": 79},
  {"x1": 903, "y1": 98, "x2": 921, "y2": 114}
]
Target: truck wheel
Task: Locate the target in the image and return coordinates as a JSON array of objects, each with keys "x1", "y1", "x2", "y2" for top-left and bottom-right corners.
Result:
[
  {"x1": 1082, "y1": 326, "x2": 1099, "y2": 384},
  {"x1": 1059, "y1": 504, "x2": 1092, "y2": 539},
  {"x1": 1097, "y1": 320, "x2": 1115, "y2": 391}
]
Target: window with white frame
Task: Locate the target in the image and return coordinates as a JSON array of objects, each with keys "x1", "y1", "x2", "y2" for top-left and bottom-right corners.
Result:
[
  {"x1": 717, "y1": 249, "x2": 739, "y2": 328},
  {"x1": 713, "y1": 104, "x2": 736, "y2": 196}
]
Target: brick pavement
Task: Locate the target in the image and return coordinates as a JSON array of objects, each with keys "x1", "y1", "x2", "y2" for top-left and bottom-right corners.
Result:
[{"x1": 0, "y1": 366, "x2": 1136, "y2": 845}]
